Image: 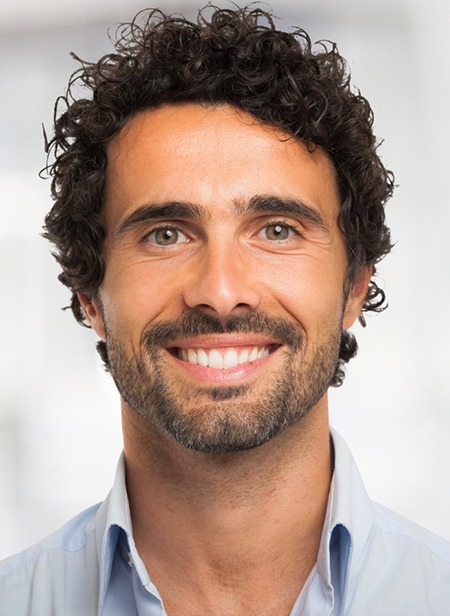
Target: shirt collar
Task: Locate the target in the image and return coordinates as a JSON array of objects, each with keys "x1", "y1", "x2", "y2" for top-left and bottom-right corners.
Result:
[
  {"x1": 95, "y1": 452, "x2": 161, "y2": 612},
  {"x1": 94, "y1": 429, "x2": 376, "y2": 614},
  {"x1": 315, "y1": 427, "x2": 376, "y2": 612}
]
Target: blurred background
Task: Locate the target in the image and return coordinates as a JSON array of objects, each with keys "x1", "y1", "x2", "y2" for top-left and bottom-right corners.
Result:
[{"x1": 1, "y1": 0, "x2": 449, "y2": 559}]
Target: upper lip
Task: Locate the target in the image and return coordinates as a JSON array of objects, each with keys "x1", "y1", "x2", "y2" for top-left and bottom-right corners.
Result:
[{"x1": 166, "y1": 334, "x2": 282, "y2": 350}]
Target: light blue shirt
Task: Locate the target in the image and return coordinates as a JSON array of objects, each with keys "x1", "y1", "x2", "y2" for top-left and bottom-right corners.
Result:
[{"x1": 1, "y1": 428, "x2": 450, "y2": 615}]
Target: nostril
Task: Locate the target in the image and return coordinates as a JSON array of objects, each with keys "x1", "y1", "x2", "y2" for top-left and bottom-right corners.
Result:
[{"x1": 182, "y1": 267, "x2": 261, "y2": 316}]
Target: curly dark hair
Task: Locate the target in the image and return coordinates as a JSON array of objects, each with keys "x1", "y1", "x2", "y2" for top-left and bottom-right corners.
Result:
[{"x1": 43, "y1": 5, "x2": 394, "y2": 386}]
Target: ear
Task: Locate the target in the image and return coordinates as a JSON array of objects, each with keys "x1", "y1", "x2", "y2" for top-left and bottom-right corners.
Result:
[
  {"x1": 342, "y1": 266, "x2": 372, "y2": 330},
  {"x1": 77, "y1": 291, "x2": 106, "y2": 339}
]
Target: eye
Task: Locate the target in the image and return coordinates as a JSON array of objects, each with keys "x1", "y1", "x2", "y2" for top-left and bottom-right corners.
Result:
[
  {"x1": 145, "y1": 226, "x2": 189, "y2": 246},
  {"x1": 264, "y1": 223, "x2": 294, "y2": 241}
]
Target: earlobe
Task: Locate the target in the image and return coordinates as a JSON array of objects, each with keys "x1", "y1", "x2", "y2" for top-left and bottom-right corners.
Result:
[
  {"x1": 342, "y1": 266, "x2": 372, "y2": 330},
  {"x1": 77, "y1": 291, "x2": 106, "y2": 339}
]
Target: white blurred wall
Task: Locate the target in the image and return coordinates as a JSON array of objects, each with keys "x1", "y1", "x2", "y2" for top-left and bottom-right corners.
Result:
[{"x1": 1, "y1": 0, "x2": 449, "y2": 559}]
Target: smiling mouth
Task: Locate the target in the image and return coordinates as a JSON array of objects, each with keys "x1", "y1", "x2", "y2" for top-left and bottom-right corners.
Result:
[{"x1": 168, "y1": 345, "x2": 280, "y2": 370}]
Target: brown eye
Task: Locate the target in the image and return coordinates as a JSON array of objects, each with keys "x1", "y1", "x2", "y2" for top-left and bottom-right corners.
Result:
[
  {"x1": 265, "y1": 224, "x2": 290, "y2": 241},
  {"x1": 153, "y1": 228, "x2": 179, "y2": 245},
  {"x1": 144, "y1": 225, "x2": 189, "y2": 247}
]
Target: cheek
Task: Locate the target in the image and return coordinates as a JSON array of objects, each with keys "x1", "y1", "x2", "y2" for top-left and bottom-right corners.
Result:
[
  {"x1": 100, "y1": 261, "x2": 184, "y2": 335},
  {"x1": 258, "y1": 256, "x2": 347, "y2": 324}
]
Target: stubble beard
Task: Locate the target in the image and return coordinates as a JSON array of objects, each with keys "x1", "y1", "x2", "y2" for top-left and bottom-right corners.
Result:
[{"x1": 104, "y1": 310, "x2": 342, "y2": 454}]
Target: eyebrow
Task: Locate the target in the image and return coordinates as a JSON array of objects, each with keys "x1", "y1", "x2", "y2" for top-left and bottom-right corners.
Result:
[
  {"x1": 243, "y1": 195, "x2": 329, "y2": 232},
  {"x1": 115, "y1": 194, "x2": 328, "y2": 238},
  {"x1": 116, "y1": 201, "x2": 205, "y2": 237}
]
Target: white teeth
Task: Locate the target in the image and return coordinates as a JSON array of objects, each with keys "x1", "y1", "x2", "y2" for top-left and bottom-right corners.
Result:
[
  {"x1": 187, "y1": 349, "x2": 197, "y2": 364},
  {"x1": 178, "y1": 346, "x2": 270, "y2": 369},
  {"x1": 197, "y1": 348, "x2": 208, "y2": 367},
  {"x1": 238, "y1": 349, "x2": 249, "y2": 363},
  {"x1": 249, "y1": 347, "x2": 259, "y2": 362},
  {"x1": 208, "y1": 349, "x2": 224, "y2": 369},
  {"x1": 223, "y1": 349, "x2": 239, "y2": 369}
]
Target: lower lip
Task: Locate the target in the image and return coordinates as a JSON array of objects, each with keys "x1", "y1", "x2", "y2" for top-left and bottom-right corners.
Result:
[{"x1": 166, "y1": 350, "x2": 278, "y2": 384}]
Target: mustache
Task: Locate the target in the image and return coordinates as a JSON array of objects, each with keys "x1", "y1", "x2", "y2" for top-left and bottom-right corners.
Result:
[{"x1": 142, "y1": 310, "x2": 303, "y2": 350}]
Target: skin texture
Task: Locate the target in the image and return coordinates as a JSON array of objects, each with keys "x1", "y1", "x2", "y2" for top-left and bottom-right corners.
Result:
[{"x1": 79, "y1": 103, "x2": 370, "y2": 615}]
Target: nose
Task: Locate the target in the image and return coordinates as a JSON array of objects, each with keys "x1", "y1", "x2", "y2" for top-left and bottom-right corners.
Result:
[{"x1": 183, "y1": 239, "x2": 262, "y2": 318}]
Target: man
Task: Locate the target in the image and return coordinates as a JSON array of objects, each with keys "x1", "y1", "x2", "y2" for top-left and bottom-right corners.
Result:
[{"x1": 1, "y1": 5, "x2": 449, "y2": 615}]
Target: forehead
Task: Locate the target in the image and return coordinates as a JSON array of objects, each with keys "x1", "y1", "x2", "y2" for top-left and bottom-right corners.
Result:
[{"x1": 104, "y1": 103, "x2": 340, "y2": 227}]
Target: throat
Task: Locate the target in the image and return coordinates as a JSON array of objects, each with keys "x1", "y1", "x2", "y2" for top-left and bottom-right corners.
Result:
[{"x1": 125, "y1": 409, "x2": 332, "y2": 615}]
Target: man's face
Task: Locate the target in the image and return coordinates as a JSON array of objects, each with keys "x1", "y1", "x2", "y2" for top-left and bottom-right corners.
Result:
[{"x1": 81, "y1": 103, "x2": 367, "y2": 453}]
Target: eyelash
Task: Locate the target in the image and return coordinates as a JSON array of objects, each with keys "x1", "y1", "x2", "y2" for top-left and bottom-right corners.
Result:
[
  {"x1": 140, "y1": 218, "x2": 302, "y2": 246},
  {"x1": 260, "y1": 219, "x2": 302, "y2": 238},
  {"x1": 141, "y1": 224, "x2": 189, "y2": 245}
]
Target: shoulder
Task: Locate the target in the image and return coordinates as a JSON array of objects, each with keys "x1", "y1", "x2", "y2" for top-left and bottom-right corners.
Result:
[
  {"x1": 330, "y1": 428, "x2": 450, "y2": 613},
  {"x1": 0, "y1": 503, "x2": 102, "y2": 616},
  {"x1": 373, "y1": 501, "x2": 450, "y2": 559},
  {"x1": 346, "y1": 502, "x2": 450, "y2": 615},
  {"x1": 331, "y1": 428, "x2": 450, "y2": 568}
]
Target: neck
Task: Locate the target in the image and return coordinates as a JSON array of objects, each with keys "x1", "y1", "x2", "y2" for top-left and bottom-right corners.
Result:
[{"x1": 122, "y1": 400, "x2": 332, "y2": 615}]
